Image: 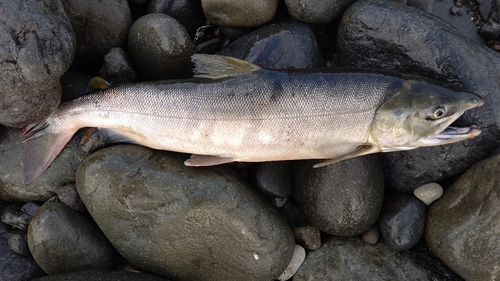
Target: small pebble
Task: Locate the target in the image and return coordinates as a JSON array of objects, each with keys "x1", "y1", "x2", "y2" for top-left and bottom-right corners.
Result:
[
  {"x1": 2, "y1": 204, "x2": 31, "y2": 230},
  {"x1": 8, "y1": 230, "x2": 31, "y2": 256},
  {"x1": 21, "y1": 202, "x2": 41, "y2": 217},
  {"x1": 57, "y1": 184, "x2": 87, "y2": 212},
  {"x1": 292, "y1": 225, "x2": 321, "y2": 250},
  {"x1": 413, "y1": 183, "x2": 444, "y2": 205},
  {"x1": 361, "y1": 224, "x2": 380, "y2": 245},
  {"x1": 273, "y1": 197, "x2": 287, "y2": 208},
  {"x1": 277, "y1": 245, "x2": 306, "y2": 281}
]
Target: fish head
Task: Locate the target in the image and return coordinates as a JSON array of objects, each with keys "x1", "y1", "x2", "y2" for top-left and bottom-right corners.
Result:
[{"x1": 370, "y1": 80, "x2": 484, "y2": 152}]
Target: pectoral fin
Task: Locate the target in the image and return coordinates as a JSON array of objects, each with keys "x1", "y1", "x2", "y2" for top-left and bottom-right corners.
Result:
[
  {"x1": 88, "y1": 77, "x2": 111, "y2": 90},
  {"x1": 184, "y1": 154, "x2": 235, "y2": 166},
  {"x1": 313, "y1": 145, "x2": 379, "y2": 168}
]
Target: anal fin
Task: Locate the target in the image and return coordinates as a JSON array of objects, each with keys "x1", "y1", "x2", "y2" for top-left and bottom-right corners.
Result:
[
  {"x1": 184, "y1": 154, "x2": 234, "y2": 166},
  {"x1": 313, "y1": 145, "x2": 378, "y2": 168}
]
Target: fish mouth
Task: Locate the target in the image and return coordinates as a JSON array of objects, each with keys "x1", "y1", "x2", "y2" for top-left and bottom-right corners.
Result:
[{"x1": 429, "y1": 125, "x2": 481, "y2": 143}]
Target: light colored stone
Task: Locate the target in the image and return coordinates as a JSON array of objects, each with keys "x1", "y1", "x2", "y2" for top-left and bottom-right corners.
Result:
[
  {"x1": 413, "y1": 183, "x2": 443, "y2": 205},
  {"x1": 361, "y1": 224, "x2": 379, "y2": 245},
  {"x1": 277, "y1": 245, "x2": 306, "y2": 281}
]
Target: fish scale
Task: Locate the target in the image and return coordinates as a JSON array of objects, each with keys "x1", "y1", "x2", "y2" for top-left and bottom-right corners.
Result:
[{"x1": 21, "y1": 54, "x2": 484, "y2": 184}]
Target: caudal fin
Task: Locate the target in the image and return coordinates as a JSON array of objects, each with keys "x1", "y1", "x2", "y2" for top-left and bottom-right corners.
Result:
[{"x1": 21, "y1": 120, "x2": 75, "y2": 184}]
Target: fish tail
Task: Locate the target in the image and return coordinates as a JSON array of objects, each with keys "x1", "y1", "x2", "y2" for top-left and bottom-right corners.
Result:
[{"x1": 21, "y1": 119, "x2": 75, "y2": 184}]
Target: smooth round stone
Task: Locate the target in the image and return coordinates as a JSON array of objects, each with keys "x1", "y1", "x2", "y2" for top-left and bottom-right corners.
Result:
[
  {"x1": 251, "y1": 161, "x2": 292, "y2": 198},
  {"x1": 426, "y1": 154, "x2": 500, "y2": 280},
  {"x1": 98, "y1": 47, "x2": 136, "y2": 84},
  {"x1": 0, "y1": 0, "x2": 74, "y2": 127},
  {"x1": 128, "y1": 13, "x2": 194, "y2": 80},
  {"x1": 276, "y1": 245, "x2": 306, "y2": 281},
  {"x1": 284, "y1": 0, "x2": 356, "y2": 24},
  {"x1": 201, "y1": 0, "x2": 278, "y2": 27},
  {"x1": 294, "y1": 237, "x2": 441, "y2": 280},
  {"x1": 361, "y1": 224, "x2": 380, "y2": 245},
  {"x1": 28, "y1": 198, "x2": 115, "y2": 275},
  {"x1": 2, "y1": 204, "x2": 31, "y2": 230},
  {"x1": 1, "y1": 220, "x2": 45, "y2": 280},
  {"x1": 413, "y1": 183, "x2": 443, "y2": 205},
  {"x1": 33, "y1": 270, "x2": 169, "y2": 281},
  {"x1": 294, "y1": 155, "x2": 384, "y2": 236},
  {"x1": 7, "y1": 230, "x2": 30, "y2": 256},
  {"x1": 76, "y1": 145, "x2": 295, "y2": 281},
  {"x1": 218, "y1": 21, "x2": 325, "y2": 69},
  {"x1": 378, "y1": 195, "x2": 426, "y2": 251},
  {"x1": 337, "y1": 0, "x2": 499, "y2": 193},
  {"x1": 148, "y1": 0, "x2": 206, "y2": 39},
  {"x1": 56, "y1": 184, "x2": 87, "y2": 212},
  {"x1": 0, "y1": 126, "x2": 87, "y2": 202},
  {"x1": 292, "y1": 225, "x2": 321, "y2": 250},
  {"x1": 61, "y1": 0, "x2": 132, "y2": 61}
]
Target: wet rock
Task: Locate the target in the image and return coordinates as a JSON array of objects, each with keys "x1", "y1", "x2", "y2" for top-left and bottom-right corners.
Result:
[
  {"x1": 128, "y1": 13, "x2": 195, "y2": 80},
  {"x1": 0, "y1": 0, "x2": 75, "y2": 127},
  {"x1": 251, "y1": 161, "x2": 292, "y2": 198},
  {"x1": 56, "y1": 184, "x2": 87, "y2": 212},
  {"x1": 277, "y1": 245, "x2": 306, "y2": 281},
  {"x1": 294, "y1": 236, "x2": 440, "y2": 280},
  {"x1": 361, "y1": 224, "x2": 380, "y2": 245},
  {"x1": 62, "y1": 0, "x2": 132, "y2": 68},
  {"x1": 148, "y1": 0, "x2": 206, "y2": 39},
  {"x1": 28, "y1": 198, "x2": 115, "y2": 275},
  {"x1": 0, "y1": 220, "x2": 45, "y2": 281},
  {"x1": 293, "y1": 155, "x2": 384, "y2": 236},
  {"x1": 413, "y1": 183, "x2": 443, "y2": 205},
  {"x1": 480, "y1": 18, "x2": 500, "y2": 39},
  {"x1": 284, "y1": 0, "x2": 356, "y2": 24},
  {"x1": 337, "y1": 0, "x2": 499, "y2": 193},
  {"x1": 7, "y1": 230, "x2": 30, "y2": 256},
  {"x1": 400, "y1": 241, "x2": 464, "y2": 281},
  {"x1": 0, "y1": 126, "x2": 87, "y2": 202},
  {"x1": 426, "y1": 154, "x2": 500, "y2": 280},
  {"x1": 76, "y1": 145, "x2": 295, "y2": 281},
  {"x1": 477, "y1": 0, "x2": 492, "y2": 20},
  {"x1": 2, "y1": 204, "x2": 31, "y2": 230},
  {"x1": 432, "y1": 0, "x2": 484, "y2": 43},
  {"x1": 201, "y1": 0, "x2": 278, "y2": 27},
  {"x1": 98, "y1": 47, "x2": 136, "y2": 84},
  {"x1": 407, "y1": 0, "x2": 435, "y2": 13},
  {"x1": 292, "y1": 225, "x2": 321, "y2": 250},
  {"x1": 378, "y1": 195, "x2": 426, "y2": 251},
  {"x1": 33, "y1": 270, "x2": 168, "y2": 281},
  {"x1": 218, "y1": 21, "x2": 325, "y2": 69}
]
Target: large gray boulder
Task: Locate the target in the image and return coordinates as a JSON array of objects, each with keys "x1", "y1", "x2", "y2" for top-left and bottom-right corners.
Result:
[{"x1": 76, "y1": 145, "x2": 295, "y2": 281}]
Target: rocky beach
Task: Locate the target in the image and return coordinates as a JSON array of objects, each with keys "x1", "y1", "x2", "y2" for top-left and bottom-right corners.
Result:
[{"x1": 1, "y1": 0, "x2": 500, "y2": 280}]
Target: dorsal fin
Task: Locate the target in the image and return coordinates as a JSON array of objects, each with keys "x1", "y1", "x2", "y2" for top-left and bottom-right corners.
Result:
[
  {"x1": 88, "y1": 77, "x2": 111, "y2": 90},
  {"x1": 191, "y1": 54, "x2": 261, "y2": 79}
]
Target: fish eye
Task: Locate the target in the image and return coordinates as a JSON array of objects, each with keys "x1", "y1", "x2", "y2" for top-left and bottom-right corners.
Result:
[{"x1": 432, "y1": 107, "x2": 446, "y2": 119}]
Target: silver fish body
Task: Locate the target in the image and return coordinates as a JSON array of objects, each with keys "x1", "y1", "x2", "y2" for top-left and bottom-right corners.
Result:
[{"x1": 22, "y1": 55, "x2": 484, "y2": 184}]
